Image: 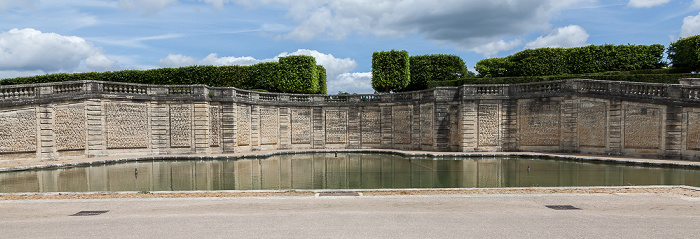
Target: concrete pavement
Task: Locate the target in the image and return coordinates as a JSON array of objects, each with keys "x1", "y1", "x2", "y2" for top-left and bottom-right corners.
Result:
[{"x1": 2, "y1": 192, "x2": 699, "y2": 238}]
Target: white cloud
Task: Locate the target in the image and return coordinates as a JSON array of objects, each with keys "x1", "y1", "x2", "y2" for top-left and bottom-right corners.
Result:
[
  {"x1": 330, "y1": 72, "x2": 373, "y2": 94},
  {"x1": 628, "y1": 0, "x2": 671, "y2": 8},
  {"x1": 117, "y1": 0, "x2": 177, "y2": 15},
  {"x1": 525, "y1": 25, "x2": 589, "y2": 49},
  {"x1": 159, "y1": 53, "x2": 271, "y2": 67},
  {"x1": 276, "y1": 49, "x2": 357, "y2": 82},
  {"x1": 0, "y1": 0, "x2": 37, "y2": 11},
  {"x1": 245, "y1": 0, "x2": 587, "y2": 51},
  {"x1": 0, "y1": 28, "x2": 117, "y2": 74},
  {"x1": 472, "y1": 39, "x2": 523, "y2": 57},
  {"x1": 681, "y1": 13, "x2": 700, "y2": 38}
]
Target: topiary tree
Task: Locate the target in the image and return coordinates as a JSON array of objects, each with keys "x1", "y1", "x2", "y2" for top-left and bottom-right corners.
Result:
[
  {"x1": 371, "y1": 50, "x2": 410, "y2": 93},
  {"x1": 668, "y1": 35, "x2": 700, "y2": 72},
  {"x1": 278, "y1": 55, "x2": 319, "y2": 94}
]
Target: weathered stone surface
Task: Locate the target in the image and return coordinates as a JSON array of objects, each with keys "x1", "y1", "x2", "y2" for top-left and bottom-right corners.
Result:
[
  {"x1": 169, "y1": 104, "x2": 192, "y2": 148},
  {"x1": 579, "y1": 100, "x2": 607, "y2": 148},
  {"x1": 325, "y1": 110, "x2": 347, "y2": 144},
  {"x1": 624, "y1": 103, "x2": 662, "y2": 149},
  {"x1": 55, "y1": 104, "x2": 86, "y2": 151},
  {"x1": 2, "y1": 79, "x2": 700, "y2": 161},
  {"x1": 0, "y1": 109, "x2": 37, "y2": 153},
  {"x1": 105, "y1": 102, "x2": 148, "y2": 149}
]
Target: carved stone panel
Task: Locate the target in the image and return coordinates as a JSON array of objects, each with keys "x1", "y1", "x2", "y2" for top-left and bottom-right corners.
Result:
[
  {"x1": 209, "y1": 105, "x2": 221, "y2": 147},
  {"x1": 0, "y1": 109, "x2": 36, "y2": 153},
  {"x1": 260, "y1": 107, "x2": 279, "y2": 145},
  {"x1": 688, "y1": 112, "x2": 700, "y2": 150},
  {"x1": 478, "y1": 104, "x2": 500, "y2": 147},
  {"x1": 420, "y1": 104, "x2": 434, "y2": 145},
  {"x1": 519, "y1": 100, "x2": 560, "y2": 146},
  {"x1": 105, "y1": 103, "x2": 148, "y2": 149},
  {"x1": 393, "y1": 106, "x2": 411, "y2": 145},
  {"x1": 170, "y1": 104, "x2": 192, "y2": 148},
  {"x1": 291, "y1": 108, "x2": 312, "y2": 144},
  {"x1": 361, "y1": 109, "x2": 381, "y2": 144},
  {"x1": 325, "y1": 110, "x2": 347, "y2": 144},
  {"x1": 55, "y1": 104, "x2": 86, "y2": 151},
  {"x1": 579, "y1": 100, "x2": 607, "y2": 147},
  {"x1": 237, "y1": 105, "x2": 251, "y2": 146},
  {"x1": 624, "y1": 104, "x2": 661, "y2": 149}
]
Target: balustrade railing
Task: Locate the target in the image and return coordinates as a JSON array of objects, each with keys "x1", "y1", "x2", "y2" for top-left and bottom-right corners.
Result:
[
  {"x1": 621, "y1": 83, "x2": 666, "y2": 97},
  {"x1": 53, "y1": 82, "x2": 84, "y2": 94},
  {"x1": 0, "y1": 86, "x2": 36, "y2": 99},
  {"x1": 3, "y1": 79, "x2": 700, "y2": 105},
  {"x1": 515, "y1": 81, "x2": 563, "y2": 94},
  {"x1": 102, "y1": 82, "x2": 147, "y2": 94}
]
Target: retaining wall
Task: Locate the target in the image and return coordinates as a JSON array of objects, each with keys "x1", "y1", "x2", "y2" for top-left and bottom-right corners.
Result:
[{"x1": 1, "y1": 79, "x2": 700, "y2": 161}]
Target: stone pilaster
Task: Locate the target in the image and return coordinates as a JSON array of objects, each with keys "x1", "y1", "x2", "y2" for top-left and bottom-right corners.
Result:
[
  {"x1": 193, "y1": 102, "x2": 210, "y2": 154},
  {"x1": 607, "y1": 100, "x2": 622, "y2": 155},
  {"x1": 86, "y1": 99, "x2": 106, "y2": 157},
  {"x1": 150, "y1": 101, "x2": 168, "y2": 155},
  {"x1": 221, "y1": 102, "x2": 236, "y2": 153},
  {"x1": 38, "y1": 105, "x2": 56, "y2": 160},
  {"x1": 312, "y1": 107, "x2": 325, "y2": 149}
]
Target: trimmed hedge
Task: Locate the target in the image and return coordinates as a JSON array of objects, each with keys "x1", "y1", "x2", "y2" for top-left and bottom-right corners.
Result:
[
  {"x1": 405, "y1": 54, "x2": 466, "y2": 92},
  {"x1": 372, "y1": 50, "x2": 410, "y2": 93},
  {"x1": 278, "y1": 55, "x2": 319, "y2": 94},
  {"x1": 316, "y1": 65, "x2": 327, "y2": 94},
  {"x1": 249, "y1": 62, "x2": 279, "y2": 91},
  {"x1": 668, "y1": 35, "x2": 700, "y2": 72},
  {"x1": 475, "y1": 44, "x2": 666, "y2": 77},
  {"x1": 428, "y1": 70, "x2": 700, "y2": 88},
  {"x1": 1, "y1": 58, "x2": 328, "y2": 94}
]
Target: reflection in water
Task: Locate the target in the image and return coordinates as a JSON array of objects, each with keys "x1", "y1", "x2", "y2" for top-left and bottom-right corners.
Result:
[{"x1": 2, "y1": 153, "x2": 700, "y2": 193}]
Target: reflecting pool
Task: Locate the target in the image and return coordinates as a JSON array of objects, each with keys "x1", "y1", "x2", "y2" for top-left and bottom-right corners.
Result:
[{"x1": 2, "y1": 153, "x2": 700, "y2": 193}]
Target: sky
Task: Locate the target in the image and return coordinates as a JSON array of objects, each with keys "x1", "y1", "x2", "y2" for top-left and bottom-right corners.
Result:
[{"x1": 2, "y1": 0, "x2": 700, "y2": 94}]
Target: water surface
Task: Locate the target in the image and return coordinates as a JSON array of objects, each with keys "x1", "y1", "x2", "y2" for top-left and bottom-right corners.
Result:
[{"x1": 2, "y1": 153, "x2": 699, "y2": 193}]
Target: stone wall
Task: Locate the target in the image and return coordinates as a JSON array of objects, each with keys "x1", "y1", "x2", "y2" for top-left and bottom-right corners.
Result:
[{"x1": 1, "y1": 79, "x2": 700, "y2": 162}]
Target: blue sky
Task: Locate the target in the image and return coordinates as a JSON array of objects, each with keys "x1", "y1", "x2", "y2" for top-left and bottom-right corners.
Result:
[{"x1": 1, "y1": 0, "x2": 700, "y2": 93}]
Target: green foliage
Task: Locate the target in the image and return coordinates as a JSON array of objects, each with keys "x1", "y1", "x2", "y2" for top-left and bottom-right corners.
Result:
[
  {"x1": 406, "y1": 54, "x2": 466, "y2": 91},
  {"x1": 475, "y1": 44, "x2": 667, "y2": 77},
  {"x1": 316, "y1": 65, "x2": 327, "y2": 94},
  {"x1": 213, "y1": 65, "x2": 250, "y2": 88},
  {"x1": 428, "y1": 70, "x2": 697, "y2": 88},
  {"x1": 249, "y1": 62, "x2": 278, "y2": 91},
  {"x1": 278, "y1": 55, "x2": 319, "y2": 94},
  {"x1": 668, "y1": 35, "x2": 700, "y2": 72},
  {"x1": 0, "y1": 57, "x2": 328, "y2": 94},
  {"x1": 508, "y1": 48, "x2": 569, "y2": 76},
  {"x1": 372, "y1": 50, "x2": 410, "y2": 93},
  {"x1": 474, "y1": 57, "x2": 513, "y2": 77}
]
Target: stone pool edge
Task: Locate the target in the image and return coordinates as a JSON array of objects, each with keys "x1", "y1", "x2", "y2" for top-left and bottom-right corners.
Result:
[{"x1": 3, "y1": 149, "x2": 700, "y2": 173}]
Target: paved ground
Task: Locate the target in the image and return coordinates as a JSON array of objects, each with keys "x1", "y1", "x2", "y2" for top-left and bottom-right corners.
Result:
[{"x1": 2, "y1": 192, "x2": 699, "y2": 238}]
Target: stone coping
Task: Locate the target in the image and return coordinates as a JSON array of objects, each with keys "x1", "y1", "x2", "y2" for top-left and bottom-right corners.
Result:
[{"x1": 2, "y1": 149, "x2": 700, "y2": 173}]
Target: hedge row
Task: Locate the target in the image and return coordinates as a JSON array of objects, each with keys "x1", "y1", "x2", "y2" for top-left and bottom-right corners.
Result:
[
  {"x1": 428, "y1": 71, "x2": 700, "y2": 88},
  {"x1": 1, "y1": 59, "x2": 327, "y2": 94},
  {"x1": 372, "y1": 50, "x2": 410, "y2": 93},
  {"x1": 404, "y1": 54, "x2": 467, "y2": 92},
  {"x1": 475, "y1": 44, "x2": 667, "y2": 77},
  {"x1": 668, "y1": 35, "x2": 700, "y2": 72}
]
